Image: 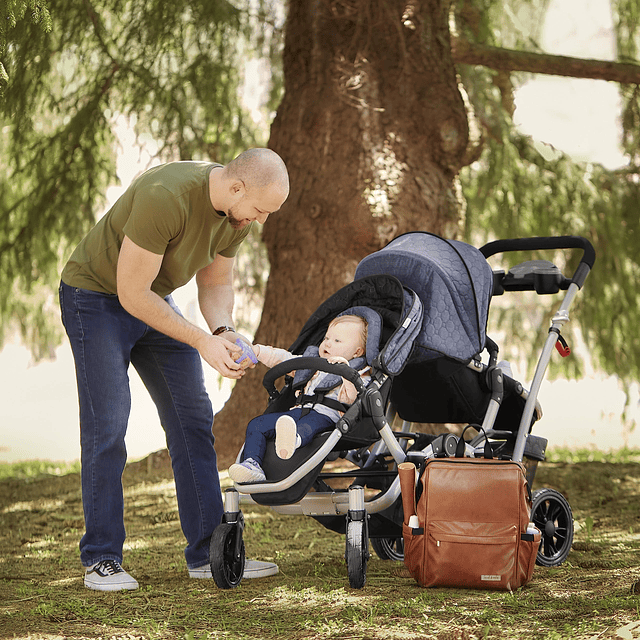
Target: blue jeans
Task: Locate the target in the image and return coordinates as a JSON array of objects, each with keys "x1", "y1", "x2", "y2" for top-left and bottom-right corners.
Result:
[
  {"x1": 241, "y1": 407, "x2": 334, "y2": 464},
  {"x1": 59, "y1": 281, "x2": 223, "y2": 569}
]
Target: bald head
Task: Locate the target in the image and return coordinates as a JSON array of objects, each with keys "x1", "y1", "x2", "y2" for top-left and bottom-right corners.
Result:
[
  {"x1": 223, "y1": 148, "x2": 289, "y2": 195},
  {"x1": 210, "y1": 148, "x2": 289, "y2": 229}
]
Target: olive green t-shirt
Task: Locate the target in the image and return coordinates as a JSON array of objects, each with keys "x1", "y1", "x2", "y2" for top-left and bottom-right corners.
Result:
[{"x1": 62, "y1": 161, "x2": 252, "y2": 298}]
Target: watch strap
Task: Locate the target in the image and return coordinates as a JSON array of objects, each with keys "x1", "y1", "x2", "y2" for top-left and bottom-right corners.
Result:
[{"x1": 212, "y1": 325, "x2": 235, "y2": 336}]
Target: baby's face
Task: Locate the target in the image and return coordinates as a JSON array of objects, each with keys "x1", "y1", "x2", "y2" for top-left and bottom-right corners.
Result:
[{"x1": 319, "y1": 321, "x2": 364, "y2": 361}]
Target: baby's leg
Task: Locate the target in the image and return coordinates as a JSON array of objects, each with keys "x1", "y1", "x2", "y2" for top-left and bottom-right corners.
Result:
[
  {"x1": 241, "y1": 413, "x2": 280, "y2": 464},
  {"x1": 295, "y1": 411, "x2": 336, "y2": 448}
]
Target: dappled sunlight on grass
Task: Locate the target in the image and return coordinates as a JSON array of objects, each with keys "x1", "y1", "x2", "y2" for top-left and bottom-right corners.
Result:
[
  {"x1": 123, "y1": 538, "x2": 154, "y2": 551},
  {"x1": 254, "y1": 584, "x2": 372, "y2": 609},
  {"x1": 3, "y1": 458, "x2": 640, "y2": 639},
  {"x1": 2, "y1": 498, "x2": 65, "y2": 514},
  {"x1": 0, "y1": 460, "x2": 81, "y2": 480},
  {"x1": 124, "y1": 479, "x2": 176, "y2": 498},
  {"x1": 243, "y1": 510, "x2": 278, "y2": 522}
]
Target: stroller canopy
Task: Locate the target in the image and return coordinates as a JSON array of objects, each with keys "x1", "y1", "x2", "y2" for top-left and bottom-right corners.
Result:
[{"x1": 354, "y1": 232, "x2": 494, "y2": 363}]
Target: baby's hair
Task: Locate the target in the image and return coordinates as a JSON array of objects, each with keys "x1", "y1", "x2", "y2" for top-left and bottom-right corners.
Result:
[{"x1": 328, "y1": 315, "x2": 368, "y2": 349}]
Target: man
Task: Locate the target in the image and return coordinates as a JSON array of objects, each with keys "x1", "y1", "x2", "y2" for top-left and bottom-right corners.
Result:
[{"x1": 59, "y1": 148, "x2": 289, "y2": 591}]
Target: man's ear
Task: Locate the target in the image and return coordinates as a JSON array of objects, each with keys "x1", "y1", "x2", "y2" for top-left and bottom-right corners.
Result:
[{"x1": 230, "y1": 180, "x2": 245, "y2": 198}]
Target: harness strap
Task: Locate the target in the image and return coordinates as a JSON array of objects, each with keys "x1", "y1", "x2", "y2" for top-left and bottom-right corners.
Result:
[{"x1": 297, "y1": 393, "x2": 349, "y2": 416}]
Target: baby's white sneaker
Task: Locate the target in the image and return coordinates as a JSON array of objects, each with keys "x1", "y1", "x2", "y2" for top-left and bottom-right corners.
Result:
[
  {"x1": 228, "y1": 458, "x2": 266, "y2": 483},
  {"x1": 275, "y1": 415, "x2": 301, "y2": 459}
]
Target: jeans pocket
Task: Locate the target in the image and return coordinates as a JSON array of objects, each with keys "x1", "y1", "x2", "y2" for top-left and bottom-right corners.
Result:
[{"x1": 73, "y1": 287, "x2": 120, "y2": 315}]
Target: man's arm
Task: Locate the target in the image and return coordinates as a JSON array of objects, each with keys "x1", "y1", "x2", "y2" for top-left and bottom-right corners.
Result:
[
  {"x1": 195, "y1": 254, "x2": 237, "y2": 335},
  {"x1": 116, "y1": 236, "x2": 244, "y2": 378},
  {"x1": 196, "y1": 255, "x2": 257, "y2": 369}
]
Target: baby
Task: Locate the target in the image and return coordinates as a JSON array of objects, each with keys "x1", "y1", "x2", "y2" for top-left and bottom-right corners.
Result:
[{"x1": 229, "y1": 315, "x2": 370, "y2": 483}]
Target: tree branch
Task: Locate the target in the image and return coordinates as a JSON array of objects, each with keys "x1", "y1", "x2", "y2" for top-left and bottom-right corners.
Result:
[{"x1": 452, "y1": 37, "x2": 640, "y2": 85}]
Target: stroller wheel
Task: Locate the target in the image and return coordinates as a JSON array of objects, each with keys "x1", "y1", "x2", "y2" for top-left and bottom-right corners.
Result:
[
  {"x1": 346, "y1": 518, "x2": 369, "y2": 589},
  {"x1": 210, "y1": 523, "x2": 245, "y2": 589},
  {"x1": 531, "y1": 488, "x2": 574, "y2": 567},
  {"x1": 371, "y1": 537, "x2": 404, "y2": 562}
]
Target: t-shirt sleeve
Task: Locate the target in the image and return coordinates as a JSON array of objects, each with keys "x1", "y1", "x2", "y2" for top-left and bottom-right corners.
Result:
[{"x1": 122, "y1": 184, "x2": 183, "y2": 255}]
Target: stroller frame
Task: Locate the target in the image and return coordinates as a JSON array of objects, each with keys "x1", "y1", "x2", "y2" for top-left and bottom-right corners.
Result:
[{"x1": 211, "y1": 235, "x2": 595, "y2": 589}]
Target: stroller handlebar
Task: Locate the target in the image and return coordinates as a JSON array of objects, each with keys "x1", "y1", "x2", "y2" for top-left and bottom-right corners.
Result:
[
  {"x1": 479, "y1": 235, "x2": 595, "y2": 290},
  {"x1": 262, "y1": 356, "x2": 367, "y2": 399}
]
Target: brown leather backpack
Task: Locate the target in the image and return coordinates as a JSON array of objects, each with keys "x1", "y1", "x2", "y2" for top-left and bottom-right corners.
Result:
[{"x1": 399, "y1": 451, "x2": 540, "y2": 590}]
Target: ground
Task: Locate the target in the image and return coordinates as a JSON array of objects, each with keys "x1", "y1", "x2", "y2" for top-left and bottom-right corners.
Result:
[{"x1": 2, "y1": 450, "x2": 640, "y2": 640}]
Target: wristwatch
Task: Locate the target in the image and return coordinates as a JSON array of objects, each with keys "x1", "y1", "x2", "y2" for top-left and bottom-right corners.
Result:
[{"x1": 212, "y1": 325, "x2": 235, "y2": 336}]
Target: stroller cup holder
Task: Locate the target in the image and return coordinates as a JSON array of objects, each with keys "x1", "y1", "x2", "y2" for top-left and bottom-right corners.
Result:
[{"x1": 492, "y1": 260, "x2": 571, "y2": 295}]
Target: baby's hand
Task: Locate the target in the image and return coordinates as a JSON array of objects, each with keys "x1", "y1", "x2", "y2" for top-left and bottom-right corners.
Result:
[{"x1": 327, "y1": 356, "x2": 349, "y2": 365}]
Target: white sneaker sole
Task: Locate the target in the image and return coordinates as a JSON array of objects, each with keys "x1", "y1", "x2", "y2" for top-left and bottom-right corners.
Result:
[
  {"x1": 275, "y1": 415, "x2": 298, "y2": 459},
  {"x1": 243, "y1": 559, "x2": 279, "y2": 579},
  {"x1": 188, "y1": 560, "x2": 278, "y2": 580},
  {"x1": 84, "y1": 561, "x2": 139, "y2": 591},
  {"x1": 84, "y1": 575, "x2": 139, "y2": 591},
  {"x1": 228, "y1": 462, "x2": 266, "y2": 483},
  {"x1": 188, "y1": 565, "x2": 212, "y2": 579}
]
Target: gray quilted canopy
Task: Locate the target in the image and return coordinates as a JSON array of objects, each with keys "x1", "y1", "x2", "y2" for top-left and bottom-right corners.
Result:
[{"x1": 354, "y1": 232, "x2": 494, "y2": 363}]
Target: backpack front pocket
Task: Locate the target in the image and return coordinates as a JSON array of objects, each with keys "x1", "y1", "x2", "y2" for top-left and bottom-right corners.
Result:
[{"x1": 424, "y1": 521, "x2": 519, "y2": 589}]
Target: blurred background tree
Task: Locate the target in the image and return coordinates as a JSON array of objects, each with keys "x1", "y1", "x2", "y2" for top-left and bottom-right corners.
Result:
[{"x1": 1, "y1": 0, "x2": 639, "y2": 460}]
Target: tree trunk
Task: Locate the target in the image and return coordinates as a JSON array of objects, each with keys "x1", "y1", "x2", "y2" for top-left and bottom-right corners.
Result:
[{"x1": 213, "y1": 0, "x2": 471, "y2": 466}]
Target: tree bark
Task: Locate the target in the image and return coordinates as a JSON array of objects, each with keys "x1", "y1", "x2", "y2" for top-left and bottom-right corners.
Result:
[
  {"x1": 212, "y1": 0, "x2": 472, "y2": 466},
  {"x1": 452, "y1": 37, "x2": 640, "y2": 84}
]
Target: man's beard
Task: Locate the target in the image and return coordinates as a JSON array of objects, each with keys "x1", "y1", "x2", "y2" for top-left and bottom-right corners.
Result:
[{"x1": 226, "y1": 204, "x2": 244, "y2": 230}]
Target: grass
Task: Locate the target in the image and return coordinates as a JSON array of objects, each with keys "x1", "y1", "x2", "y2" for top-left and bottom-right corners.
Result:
[
  {"x1": 545, "y1": 447, "x2": 640, "y2": 464},
  {"x1": 0, "y1": 459, "x2": 81, "y2": 481},
  {"x1": 2, "y1": 449, "x2": 640, "y2": 639}
]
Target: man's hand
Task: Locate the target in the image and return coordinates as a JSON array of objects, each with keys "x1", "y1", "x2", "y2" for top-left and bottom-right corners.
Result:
[
  {"x1": 195, "y1": 333, "x2": 246, "y2": 379},
  {"x1": 215, "y1": 330, "x2": 258, "y2": 372}
]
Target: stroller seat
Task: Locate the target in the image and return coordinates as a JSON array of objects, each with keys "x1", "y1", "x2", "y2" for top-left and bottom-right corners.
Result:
[{"x1": 233, "y1": 274, "x2": 422, "y2": 504}]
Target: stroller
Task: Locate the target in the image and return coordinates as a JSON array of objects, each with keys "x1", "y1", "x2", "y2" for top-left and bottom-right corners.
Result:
[{"x1": 209, "y1": 232, "x2": 595, "y2": 589}]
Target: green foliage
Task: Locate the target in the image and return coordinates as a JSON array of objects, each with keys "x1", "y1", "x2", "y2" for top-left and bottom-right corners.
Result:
[
  {"x1": 2, "y1": 0, "x2": 640, "y2": 401},
  {"x1": 0, "y1": 0, "x2": 52, "y2": 95},
  {"x1": 461, "y1": 131, "x2": 640, "y2": 389},
  {"x1": 0, "y1": 0, "x2": 280, "y2": 356},
  {"x1": 457, "y1": 0, "x2": 640, "y2": 395},
  {"x1": 454, "y1": 0, "x2": 551, "y2": 51},
  {"x1": 546, "y1": 447, "x2": 640, "y2": 464},
  {"x1": 614, "y1": 0, "x2": 640, "y2": 164},
  {"x1": 613, "y1": 0, "x2": 640, "y2": 62}
]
